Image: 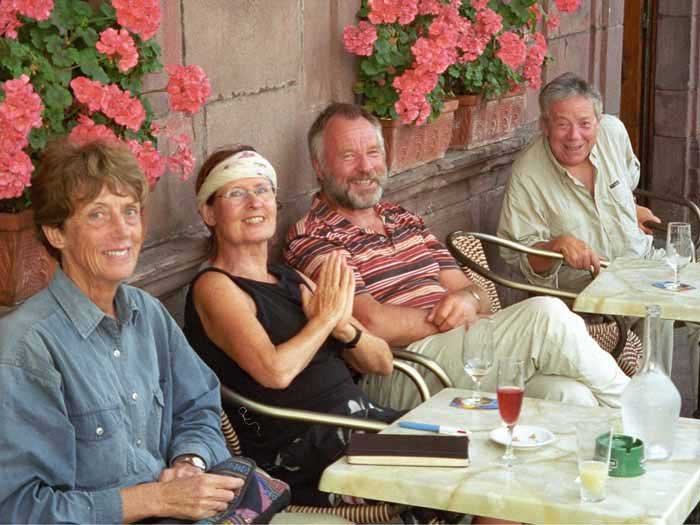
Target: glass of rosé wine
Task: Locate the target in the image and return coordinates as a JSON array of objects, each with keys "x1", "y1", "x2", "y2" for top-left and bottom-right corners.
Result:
[{"x1": 497, "y1": 360, "x2": 525, "y2": 467}]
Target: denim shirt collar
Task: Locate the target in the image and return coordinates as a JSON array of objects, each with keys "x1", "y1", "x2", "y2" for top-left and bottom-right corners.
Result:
[{"x1": 48, "y1": 269, "x2": 139, "y2": 339}]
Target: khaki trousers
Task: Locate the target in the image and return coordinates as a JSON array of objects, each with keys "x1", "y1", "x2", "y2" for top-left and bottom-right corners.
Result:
[{"x1": 362, "y1": 297, "x2": 630, "y2": 411}]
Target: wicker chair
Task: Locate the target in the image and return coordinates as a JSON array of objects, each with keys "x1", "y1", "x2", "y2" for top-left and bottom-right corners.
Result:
[
  {"x1": 446, "y1": 231, "x2": 643, "y2": 376},
  {"x1": 217, "y1": 353, "x2": 444, "y2": 524}
]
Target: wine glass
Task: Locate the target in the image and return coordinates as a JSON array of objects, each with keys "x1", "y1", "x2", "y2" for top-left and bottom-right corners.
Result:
[
  {"x1": 462, "y1": 317, "x2": 494, "y2": 407},
  {"x1": 497, "y1": 359, "x2": 525, "y2": 467},
  {"x1": 665, "y1": 222, "x2": 695, "y2": 290}
]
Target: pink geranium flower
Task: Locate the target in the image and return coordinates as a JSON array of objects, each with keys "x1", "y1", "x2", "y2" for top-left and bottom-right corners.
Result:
[
  {"x1": 475, "y1": 8, "x2": 503, "y2": 38},
  {"x1": 547, "y1": 13, "x2": 561, "y2": 31},
  {"x1": 554, "y1": 0, "x2": 581, "y2": 13},
  {"x1": 69, "y1": 115, "x2": 119, "y2": 146},
  {"x1": 471, "y1": 0, "x2": 489, "y2": 10},
  {"x1": 166, "y1": 134, "x2": 195, "y2": 180},
  {"x1": 16, "y1": 0, "x2": 54, "y2": 21},
  {"x1": 127, "y1": 139, "x2": 167, "y2": 186},
  {"x1": 0, "y1": 75, "x2": 43, "y2": 198},
  {"x1": 165, "y1": 65, "x2": 212, "y2": 115},
  {"x1": 1, "y1": 74, "x2": 44, "y2": 137},
  {"x1": 100, "y1": 85, "x2": 146, "y2": 131},
  {"x1": 112, "y1": 0, "x2": 161, "y2": 40},
  {"x1": 71, "y1": 77, "x2": 106, "y2": 113},
  {"x1": 96, "y1": 28, "x2": 139, "y2": 72},
  {"x1": 343, "y1": 21, "x2": 378, "y2": 57},
  {"x1": 417, "y1": 0, "x2": 443, "y2": 16},
  {"x1": 0, "y1": 149, "x2": 34, "y2": 199},
  {"x1": 495, "y1": 31, "x2": 527, "y2": 70},
  {"x1": 368, "y1": 0, "x2": 419, "y2": 25},
  {"x1": 1, "y1": 0, "x2": 54, "y2": 39}
]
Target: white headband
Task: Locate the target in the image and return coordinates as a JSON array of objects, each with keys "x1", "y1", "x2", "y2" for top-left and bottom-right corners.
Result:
[{"x1": 197, "y1": 150, "x2": 277, "y2": 207}]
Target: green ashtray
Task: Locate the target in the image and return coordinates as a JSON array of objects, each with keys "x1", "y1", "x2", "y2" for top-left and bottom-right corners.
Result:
[{"x1": 599, "y1": 434, "x2": 645, "y2": 477}]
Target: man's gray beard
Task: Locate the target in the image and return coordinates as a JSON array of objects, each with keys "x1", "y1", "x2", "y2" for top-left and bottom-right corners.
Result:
[{"x1": 321, "y1": 171, "x2": 387, "y2": 210}]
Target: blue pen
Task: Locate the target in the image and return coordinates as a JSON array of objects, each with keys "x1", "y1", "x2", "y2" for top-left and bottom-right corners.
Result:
[{"x1": 399, "y1": 421, "x2": 470, "y2": 435}]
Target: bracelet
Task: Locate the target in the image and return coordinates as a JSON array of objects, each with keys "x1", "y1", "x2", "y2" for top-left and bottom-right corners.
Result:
[
  {"x1": 345, "y1": 325, "x2": 363, "y2": 349},
  {"x1": 465, "y1": 286, "x2": 482, "y2": 312}
]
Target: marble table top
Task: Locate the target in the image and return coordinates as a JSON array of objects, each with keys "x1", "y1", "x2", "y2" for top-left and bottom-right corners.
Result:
[
  {"x1": 319, "y1": 388, "x2": 700, "y2": 524},
  {"x1": 573, "y1": 257, "x2": 700, "y2": 322}
]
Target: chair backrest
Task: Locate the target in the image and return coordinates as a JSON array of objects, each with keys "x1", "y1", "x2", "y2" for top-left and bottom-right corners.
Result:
[
  {"x1": 446, "y1": 232, "x2": 502, "y2": 313},
  {"x1": 221, "y1": 410, "x2": 243, "y2": 456}
]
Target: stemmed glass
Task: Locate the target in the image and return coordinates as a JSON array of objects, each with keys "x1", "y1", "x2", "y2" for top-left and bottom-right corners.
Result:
[
  {"x1": 462, "y1": 317, "x2": 494, "y2": 407},
  {"x1": 497, "y1": 360, "x2": 525, "y2": 467},
  {"x1": 665, "y1": 222, "x2": 695, "y2": 290}
]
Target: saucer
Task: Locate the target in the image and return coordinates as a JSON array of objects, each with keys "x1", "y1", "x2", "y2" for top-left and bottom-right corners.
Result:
[{"x1": 490, "y1": 425, "x2": 555, "y2": 449}]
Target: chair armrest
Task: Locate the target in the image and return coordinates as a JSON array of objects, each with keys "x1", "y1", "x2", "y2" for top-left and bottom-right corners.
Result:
[
  {"x1": 392, "y1": 348, "x2": 453, "y2": 388},
  {"x1": 462, "y1": 232, "x2": 610, "y2": 269},
  {"x1": 446, "y1": 231, "x2": 581, "y2": 300},
  {"x1": 221, "y1": 385, "x2": 388, "y2": 432},
  {"x1": 635, "y1": 189, "x2": 700, "y2": 246},
  {"x1": 219, "y1": 351, "x2": 435, "y2": 432}
]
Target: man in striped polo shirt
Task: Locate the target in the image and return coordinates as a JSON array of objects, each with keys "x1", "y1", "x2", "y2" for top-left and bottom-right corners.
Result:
[{"x1": 284, "y1": 102, "x2": 629, "y2": 411}]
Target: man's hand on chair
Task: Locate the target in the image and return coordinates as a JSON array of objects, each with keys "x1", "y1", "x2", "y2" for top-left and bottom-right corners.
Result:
[
  {"x1": 427, "y1": 290, "x2": 480, "y2": 332},
  {"x1": 550, "y1": 235, "x2": 601, "y2": 275}
]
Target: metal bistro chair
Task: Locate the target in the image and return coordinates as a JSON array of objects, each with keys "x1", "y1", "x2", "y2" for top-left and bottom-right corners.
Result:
[
  {"x1": 446, "y1": 231, "x2": 643, "y2": 376},
  {"x1": 218, "y1": 354, "x2": 444, "y2": 524}
]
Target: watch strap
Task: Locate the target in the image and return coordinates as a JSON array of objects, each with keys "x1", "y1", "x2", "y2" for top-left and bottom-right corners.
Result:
[{"x1": 345, "y1": 325, "x2": 362, "y2": 349}]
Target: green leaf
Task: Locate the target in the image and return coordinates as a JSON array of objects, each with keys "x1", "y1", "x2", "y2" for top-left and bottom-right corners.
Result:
[
  {"x1": 45, "y1": 84, "x2": 72, "y2": 108},
  {"x1": 44, "y1": 34, "x2": 64, "y2": 54},
  {"x1": 72, "y1": 1, "x2": 93, "y2": 19},
  {"x1": 360, "y1": 59, "x2": 381, "y2": 76},
  {"x1": 78, "y1": 49, "x2": 109, "y2": 82},
  {"x1": 75, "y1": 27, "x2": 99, "y2": 47}
]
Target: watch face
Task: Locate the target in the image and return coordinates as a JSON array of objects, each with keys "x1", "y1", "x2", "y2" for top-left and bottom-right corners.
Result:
[
  {"x1": 180, "y1": 455, "x2": 206, "y2": 470},
  {"x1": 189, "y1": 456, "x2": 206, "y2": 470}
]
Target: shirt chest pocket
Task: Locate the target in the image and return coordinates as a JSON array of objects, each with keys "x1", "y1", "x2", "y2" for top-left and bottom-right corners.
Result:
[
  {"x1": 70, "y1": 406, "x2": 127, "y2": 489},
  {"x1": 146, "y1": 386, "x2": 166, "y2": 451}
]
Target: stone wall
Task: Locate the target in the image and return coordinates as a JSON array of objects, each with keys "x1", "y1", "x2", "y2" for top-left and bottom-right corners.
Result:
[
  {"x1": 650, "y1": 1, "x2": 699, "y2": 224},
  {"x1": 132, "y1": 0, "x2": 625, "y2": 320}
]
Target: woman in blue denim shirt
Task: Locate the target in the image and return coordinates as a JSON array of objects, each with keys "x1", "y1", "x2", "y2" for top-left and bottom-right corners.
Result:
[{"x1": 0, "y1": 140, "x2": 242, "y2": 523}]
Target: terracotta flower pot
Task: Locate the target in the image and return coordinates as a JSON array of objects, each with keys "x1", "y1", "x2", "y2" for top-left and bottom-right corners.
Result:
[
  {"x1": 449, "y1": 90, "x2": 525, "y2": 150},
  {"x1": 0, "y1": 210, "x2": 56, "y2": 306},
  {"x1": 381, "y1": 99, "x2": 459, "y2": 175}
]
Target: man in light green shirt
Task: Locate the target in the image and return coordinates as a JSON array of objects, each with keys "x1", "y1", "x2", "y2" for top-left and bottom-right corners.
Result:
[
  {"x1": 497, "y1": 72, "x2": 660, "y2": 292},
  {"x1": 498, "y1": 73, "x2": 700, "y2": 402}
]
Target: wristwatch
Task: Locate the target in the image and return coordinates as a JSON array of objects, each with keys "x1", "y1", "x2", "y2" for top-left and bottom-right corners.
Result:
[
  {"x1": 345, "y1": 325, "x2": 363, "y2": 349},
  {"x1": 174, "y1": 454, "x2": 206, "y2": 471}
]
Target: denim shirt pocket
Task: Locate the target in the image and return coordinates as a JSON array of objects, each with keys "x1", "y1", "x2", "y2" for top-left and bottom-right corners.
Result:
[
  {"x1": 70, "y1": 406, "x2": 127, "y2": 489},
  {"x1": 148, "y1": 385, "x2": 166, "y2": 451}
]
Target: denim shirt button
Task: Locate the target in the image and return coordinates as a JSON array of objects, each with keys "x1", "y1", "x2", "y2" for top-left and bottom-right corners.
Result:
[
  {"x1": 131, "y1": 392, "x2": 138, "y2": 401},
  {"x1": 95, "y1": 426, "x2": 104, "y2": 436},
  {"x1": 136, "y1": 438, "x2": 142, "y2": 447},
  {"x1": 113, "y1": 349, "x2": 121, "y2": 358}
]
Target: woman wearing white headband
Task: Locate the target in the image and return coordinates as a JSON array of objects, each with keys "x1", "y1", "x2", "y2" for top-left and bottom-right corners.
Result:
[{"x1": 183, "y1": 145, "x2": 396, "y2": 507}]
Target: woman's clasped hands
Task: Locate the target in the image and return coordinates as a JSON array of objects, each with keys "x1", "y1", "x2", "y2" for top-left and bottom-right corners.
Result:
[{"x1": 301, "y1": 250, "x2": 357, "y2": 342}]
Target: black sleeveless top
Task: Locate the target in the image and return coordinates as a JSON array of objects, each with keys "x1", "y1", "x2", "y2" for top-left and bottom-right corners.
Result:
[{"x1": 184, "y1": 264, "x2": 365, "y2": 465}]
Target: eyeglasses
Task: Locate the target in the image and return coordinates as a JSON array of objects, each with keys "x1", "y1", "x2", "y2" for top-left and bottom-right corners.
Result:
[{"x1": 216, "y1": 184, "x2": 276, "y2": 205}]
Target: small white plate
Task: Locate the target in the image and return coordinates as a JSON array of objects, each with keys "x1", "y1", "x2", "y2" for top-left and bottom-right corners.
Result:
[{"x1": 489, "y1": 425, "x2": 555, "y2": 449}]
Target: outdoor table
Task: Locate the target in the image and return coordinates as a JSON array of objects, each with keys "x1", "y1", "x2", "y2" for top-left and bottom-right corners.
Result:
[
  {"x1": 573, "y1": 257, "x2": 700, "y2": 323},
  {"x1": 319, "y1": 388, "x2": 700, "y2": 524},
  {"x1": 573, "y1": 256, "x2": 700, "y2": 414}
]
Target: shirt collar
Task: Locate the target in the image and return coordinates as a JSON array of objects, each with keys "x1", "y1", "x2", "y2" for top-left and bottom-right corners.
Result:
[
  {"x1": 49, "y1": 269, "x2": 139, "y2": 339},
  {"x1": 543, "y1": 137, "x2": 600, "y2": 186}
]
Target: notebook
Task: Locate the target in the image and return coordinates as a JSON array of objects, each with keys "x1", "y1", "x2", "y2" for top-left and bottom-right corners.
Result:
[{"x1": 346, "y1": 432, "x2": 470, "y2": 467}]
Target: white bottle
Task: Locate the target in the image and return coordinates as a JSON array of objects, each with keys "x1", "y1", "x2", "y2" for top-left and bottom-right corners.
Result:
[{"x1": 621, "y1": 305, "x2": 681, "y2": 460}]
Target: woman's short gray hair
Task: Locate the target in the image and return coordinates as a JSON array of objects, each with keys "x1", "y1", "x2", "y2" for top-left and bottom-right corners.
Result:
[{"x1": 539, "y1": 72, "x2": 603, "y2": 122}]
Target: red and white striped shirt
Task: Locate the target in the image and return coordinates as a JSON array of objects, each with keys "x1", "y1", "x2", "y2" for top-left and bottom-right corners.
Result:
[{"x1": 284, "y1": 194, "x2": 458, "y2": 310}]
